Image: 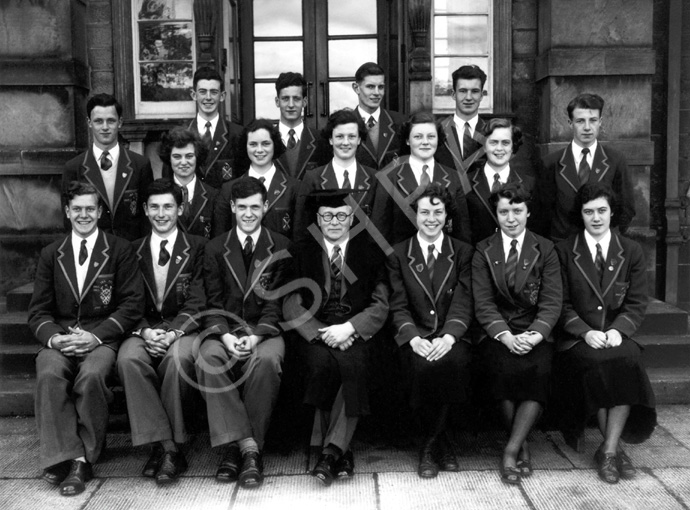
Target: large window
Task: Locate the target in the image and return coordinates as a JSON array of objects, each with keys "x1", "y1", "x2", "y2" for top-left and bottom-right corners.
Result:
[{"x1": 432, "y1": 0, "x2": 493, "y2": 114}]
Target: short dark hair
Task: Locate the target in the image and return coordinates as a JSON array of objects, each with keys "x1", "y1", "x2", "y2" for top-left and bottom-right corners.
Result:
[
  {"x1": 233, "y1": 119, "x2": 287, "y2": 173},
  {"x1": 482, "y1": 118, "x2": 523, "y2": 154},
  {"x1": 144, "y1": 178, "x2": 183, "y2": 206},
  {"x1": 324, "y1": 109, "x2": 367, "y2": 141},
  {"x1": 567, "y1": 93, "x2": 604, "y2": 120},
  {"x1": 399, "y1": 111, "x2": 446, "y2": 155},
  {"x1": 411, "y1": 182, "x2": 455, "y2": 220},
  {"x1": 159, "y1": 127, "x2": 208, "y2": 169},
  {"x1": 451, "y1": 65, "x2": 487, "y2": 90},
  {"x1": 355, "y1": 62, "x2": 385, "y2": 83},
  {"x1": 571, "y1": 182, "x2": 619, "y2": 229},
  {"x1": 193, "y1": 66, "x2": 224, "y2": 91},
  {"x1": 275, "y1": 72, "x2": 307, "y2": 97},
  {"x1": 489, "y1": 182, "x2": 532, "y2": 212},
  {"x1": 231, "y1": 176, "x2": 268, "y2": 203},
  {"x1": 87, "y1": 93, "x2": 122, "y2": 118},
  {"x1": 63, "y1": 181, "x2": 102, "y2": 208}
]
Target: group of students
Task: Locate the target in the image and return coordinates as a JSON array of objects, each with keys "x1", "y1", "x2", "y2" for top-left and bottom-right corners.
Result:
[{"x1": 27, "y1": 62, "x2": 655, "y2": 497}]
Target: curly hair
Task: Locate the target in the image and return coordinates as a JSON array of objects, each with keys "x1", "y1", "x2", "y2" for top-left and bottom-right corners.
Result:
[
  {"x1": 482, "y1": 118, "x2": 523, "y2": 155},
  {"x1": 233, "y1": 119, "x2": 286, "y2": 173},
  {"x1": 158, "y1": 127, "x2": 208, "y2": 170}
]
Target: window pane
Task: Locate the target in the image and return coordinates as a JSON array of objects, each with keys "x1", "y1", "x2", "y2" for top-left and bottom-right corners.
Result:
[
  {"x1": 329, "y1": 82, "x2": 356, "y2": 113},
  {"x1": 434, "y1": 0, "x2": 489, "y2": 14},
  {"x1": 328, "y1": 39, "x2": 377, "y2": 77},
  {"x1": 254, "y1": 41, "x2": 303, "y2": 79},
  {"x1": 328, "y1": 0, "x2": 376, "y2": 35},
  {"x1": 255, "y1": 83, "x2": 279, "y2": 120},
  {"x1": 434, "y1": 15, "x2": 488, "y2": 55},
  {"x1": 433, "y1": 57, "x2": 491, "y2": 113},
  {"x1": 254, "y1": 0, "x2": 302, "y2": 37},
  {"x1": 136, "y1": 0, "x2": 193, "y2": 20}
]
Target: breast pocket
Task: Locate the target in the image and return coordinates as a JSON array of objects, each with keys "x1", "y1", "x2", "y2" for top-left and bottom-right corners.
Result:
[
  {"x1": 123, "y1": 190, "x2": 139, "y2": 217},
  {"x1": 521, "y1": 277, "x2": 542, "y2": 306},
  {"x1": 611, "y1": 281, "x2": 630, "y2": 308},
  {"x1": 91, "y1": 273, "x2": 115, "y2": 313},
  {"x1": 175, "y1": 273, "x2": 192, "y2": 306},
  {"x1": 272, "y1": 207, "x2": 292, "y2": 234}
]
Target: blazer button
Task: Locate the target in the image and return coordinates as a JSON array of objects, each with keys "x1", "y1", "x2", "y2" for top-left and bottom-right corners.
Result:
[
  {"x1": 597, "y1": 305, "x2": 603, "y2": 310},
  {"x1": 430, "y1": 310, "x2": 435, "y2": 315}
]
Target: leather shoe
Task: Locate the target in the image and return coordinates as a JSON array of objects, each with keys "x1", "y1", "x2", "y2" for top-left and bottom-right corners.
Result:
[
  {"x1": 155, "y1": 450, "x2": 187, "y2": 485},
  {"x1": 594, "y1": 449, "x2": 620, "y2": 484},
  {"x1": 59, "y1": 460, "x2": 93, "y2": 496},
  {"x1": 216, "y1": 444, "x2": 241, "y2": 483},
  {"x1": 418, "y1": 446, "x2": 439, "y2": 479},
  {"x1": 335, "y1": 450, "x2": 354, "y2": 479},
  {"x1": 437, "y1": 435, "x2": 459, "y2": 472},
  {"x1": 616, "y1": 449, "x2": 637, "y2": 479},
  {"x1": 312, "y1": 453, "x2": 337, "y2": 487},
  {"x1": 42, "y1": 461, "x2": 71, "y2": 486},
  {"x1": 142, "y1": 444, "x2": 163, "y2": 478},
  {"x1": 238, "y1": 451, "x2": 263, "y2": 488}
]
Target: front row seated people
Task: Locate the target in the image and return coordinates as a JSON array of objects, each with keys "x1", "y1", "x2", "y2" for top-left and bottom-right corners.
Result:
[
  {"x1": 283, "y1": 190, "x2": 389, "y2": 486},
  {"x1": 472, "y1": 182, "x2": 562, "y2": 485},
  {"x1": 29, "y1": 182, "x2": 144, "y2": 496},
  {"x1": 116, "y1": 179, "x2": 207, "y2": 485},
  {"x1": 386, "y1": 183, "x2": 474, "y2": 479},
  {"x1": 195, "y1": 177, "x2": 292, "y2": 488}
]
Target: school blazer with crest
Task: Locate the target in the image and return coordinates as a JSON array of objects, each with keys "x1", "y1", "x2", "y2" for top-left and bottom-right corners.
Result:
[
  {"x1": 386, "y1": 234, "x2": 474, "y2": 347},
  {"x1": 28, "y1": 230, "x2": 145, "y2": 350},
  {"x1": 472, "y1": 230, "x2": 562, "y2": 343},
  {"x1": 133, "y1": 231, "x2": 207, "y2": 334},
  {"x1": 555, "y1": 231, "x2": 648, "y2": 351},
  {"x1": 187, "y1": 117, "x2": 244, "y2": 189},
  {"x1": 175, "y1": 179, "x2": 217, "y2": 239},
  {"x1": 355, "y1": 108, "x2": 406, "y2": 170},
  {"x1": 275, "y1": 125, "x2": 322, "y2": 180},
  {"x1": 203, "y1": 227, "x2": 292, "y2": 338},
  {"x1": 434, "y1": 115, "x2": 486, "y2": 193},
  {"x1": 63, "y1": 145, "x2": 153, "y2": 241}
]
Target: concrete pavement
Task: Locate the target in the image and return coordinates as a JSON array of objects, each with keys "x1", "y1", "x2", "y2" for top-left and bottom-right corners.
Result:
[{"x1": 1, "y1": 406, "x2": 689, "y2": 510}]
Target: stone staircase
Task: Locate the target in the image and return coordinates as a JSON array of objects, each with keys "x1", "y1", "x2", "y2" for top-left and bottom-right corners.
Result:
[{"x1": 1, "y1": 285, "x2": 689, "y2": 416}]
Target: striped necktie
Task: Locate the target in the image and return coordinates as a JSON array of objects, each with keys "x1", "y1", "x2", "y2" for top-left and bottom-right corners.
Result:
[{"x1": 505, "y1": 239, "x2": 518, "y2": 290}]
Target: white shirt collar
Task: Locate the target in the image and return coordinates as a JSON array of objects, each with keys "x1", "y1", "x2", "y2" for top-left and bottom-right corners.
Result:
[
  {"x1": 93, "y1": 143, "x2": 120, "y2": 164},
  {"x1": 248, "y1": 164, "x2": 276, "y2": 190},
  {"x1": 173, "y1": 174, "x2": 197, "y2": 202},
  {"x1": 71, "y1": 229, "x2": 99, "y2": 254},
  {"x1": 584, "y1": 229, "x2": 611, "y2": 262},
  {"x1": 332, "y1": 161, "x2": 358, "y2": 188},
  {"x1": 197, "y1": 113, "x2": 219, "y2": 136},
  {"x1": 323, "y1": 235, "x2": 349, "y2": 259},
  {"x1": 71, "y1": 229, "x2": 99, "y2": 292},
  {"x1": 279, "y1": 121, "x2": 304, "y2": 144},
  {"x1": 150, "y1": 227, "x2": 178, "y2": 265},
  {"x1": 417, "y1": 232, "x2": 444, "y2": 259},
  {"x1": 500, "y1": 229, "x2": 527, "y2": 261},
  {"x1": 453, "y1": 113, "x2": 479, "y2": 135},
  {"x1": 236, "y1": 226, "x2": 262, "y2": 251},
  {"x1": 409, "y1": 155, "x2": 434, "y2": 185},
  {"x1": 357, "y1": 106, "x2": 380, "y2": 123},
  {"x1": 484, "y1": 164, "x2": 511, "y2": 189},
  {"x1": 571, "y1": 139, "x2": 598, "y2": 164}
]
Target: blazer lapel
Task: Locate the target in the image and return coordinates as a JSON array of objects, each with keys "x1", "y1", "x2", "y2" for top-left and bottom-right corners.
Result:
[
  {"x1": 223, "y1": 229, "x2": 247, "y2": 292},
  {"x1": 319, "y1": 163, "x2": 339, "y2": 189},
  {"x1": 472, "y1": 167, "x2": 496, "y2": 223},
  {"x1": 396, "y1": 164, "x2": 419, "y2": 197},
  {"x1": 441, "y1": 116, "x2": 464, "y2": 170},
  {"x1": 267, "y1": 170, "x2": 288, "y2": 211},
  {"x1": 57, "y1": 237, "x2": 80, "y2": 303},
  {"x1": 162, "y1": 232, "x2": 191, "y2": 303},
  {"x1": 483, "y1": 234, "x2": 514, "y2": 304},
  {"x1": 591, "y1": 144, "x2": 611, "y2": 182},
  {"x1": 136, "y1": 236, "x2": 157, "y2": 304},
  {"x1": 431, "y1": 236, "x2": 455, "y2": 303},
  {"x1": 601, "y1": 233, "x2": 625, "y2": 296},
  {"x1": 407, "y1": 238, "x2": 435, "y2": 305},
  {"x1": 513, "y1": 231, "x2": 541, "y2": 293},
  {"x1": 245, "y1": 229, "x2": 276, "y2": 301},
  {"x1": 81, "y1": 231, "x2": 110, "y2": 301},
  {"x1": 81, "y1": 151, "x2": 110, "y2": 209},
  {"x1": 296, "y1": 127, "x2": 317, "y2": 180},
  {"x1": 353, "y1": 163, "x2": 371, "y2": 205},
  {"x1": 187, "y1": 181, "x2": 208, "y2": 227},
  {"x1": 572, "y1": 233, "x2": 605, "y2": 304},
  {"x1": 112, "y1": 146, "x2": 134, "y2": 214},
  {"x1": 376, "y1": 110, "x2": 396, "y2": 165},
  {"x1": 200, "y1": 118, "x2": 228, "y2": 176},
  {"x1": 559, "y1": 143, "x2": 580, "y2": 192}
]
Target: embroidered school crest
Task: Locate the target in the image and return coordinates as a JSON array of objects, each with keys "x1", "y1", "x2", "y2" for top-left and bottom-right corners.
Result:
[
  {"x1": 523, "y1": 281, "x2": 540, "y2": 306},
  {"x1": 99, "y1": 281, "x2": 112, "y2": 305},
  {"x1": 222, "y1": 163, "x2": 233, "y2": 181},
  {"x1": 282, "y1": 212, "x2": 291, "y2": 232}
]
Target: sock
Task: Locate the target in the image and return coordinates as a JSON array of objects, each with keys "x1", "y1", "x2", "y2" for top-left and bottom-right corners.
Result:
[
  {"x1": 238, "y1": 437, "x2": 259, "y2": 455},
  {"x1": 160, "y1": 439, "x2": 177, "y2": 452},
  {"x1": 322, "y1": 443, "x2": 343, "y2": 459},
  {"x1": 74, "y1": 456, "x2": 87, "y2": 463}
]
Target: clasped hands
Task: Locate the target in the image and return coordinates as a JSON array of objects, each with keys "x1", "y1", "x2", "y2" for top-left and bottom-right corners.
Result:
[
  {"x1": 221, "y1": 333, "x2": 262, "y2": 360},
  {"x1": 51, "y1": 326, "x2": 99, "y2": 357},
  {"x1": 584, "y1": 329, "x2": 622, "y2": 349},
  {"x1": 140, "y1": 328, "x2": 178, "y2": 358},
  {"x1": 500, "y1": 331, "x2": 543, "y2": 355},
  {"x1": 410, "y1": 334, "x2": 455, "y2": 362},
  {"x1": 318, "y1": 322, "x2": 357, "y2": 351}
]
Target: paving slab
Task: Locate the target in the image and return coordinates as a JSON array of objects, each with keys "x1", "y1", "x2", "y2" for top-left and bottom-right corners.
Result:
[
  {"x1": 652, "y1": 467, "x2": 690, "y2": 507},
  {"x1": 0, "y1": 434, "x2": 39, "y2": 478},
  {"x1": 657, "y1": 405, "x2": 690, "y2": 448},
  {"x1": 343, "y1": 439, "x2": 417, "y2": 473},
  {"x1": 0, "y1": 478, "x2": 103, "y2": 510}
]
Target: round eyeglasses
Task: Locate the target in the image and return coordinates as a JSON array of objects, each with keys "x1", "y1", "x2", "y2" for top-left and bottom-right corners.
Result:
[{"x1": 317, "y1": 212, "x2": 352, "y2": 222}]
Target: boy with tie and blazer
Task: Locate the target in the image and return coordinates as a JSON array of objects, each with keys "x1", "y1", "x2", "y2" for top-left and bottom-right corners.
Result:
[
  {"x1": 29, "y1": 182, "x2": 144, "y2": 496},
  {"x1": 116, "y1": 179, "x2": 207, "y2": 485}
]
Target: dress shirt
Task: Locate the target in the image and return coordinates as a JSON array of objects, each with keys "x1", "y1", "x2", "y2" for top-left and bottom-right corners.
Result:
[
  {"x1": 584, "y1": 229, "x2": 611, "y2": 263},
  {"x1": 150, "y1": 228, "x2": 178, "y2": 310},
  {"x1": 332, "y1": 161, "x2": 358, "y2": 189},
  {"x1": 93, "y1": 144, "x2": 120, "y2": 209},
  {"x1": 236, "y1": 226, "x2": 262, "y2": 260},
  {"x1": 484, "y1": 164, "x2": 511, "y2": 190},
  {"x1": 417, "y1": 232, "x2": 444, "y2": 262},
  {"x1": 323, "y1": 236, "x2": 350, "y2": 261},
  {"x1": 248, "y1": 164, "x2": 276, "y2": 191},
  {"x1": 72, "y1": 229, "x2": 99, "y2": 296},
  {"x1": 501, "y1": 229, "x2": 526, "y2": 262},
  {"x1": 150, "y1": 228, "x2": 178, "y2": 268},
  {"x1": 279, "y1": 121, "x2": 304, "y2": 147},
  {"x1": 357, "y1": 106, "x2": 380, "y2": 124},
  {"x1": 173, "y1": 175, "x2": 197, "y2": 206},
  {"x1": 409, "y1": 155, "x2": 435, "y2": 186},
  {"x1": 196, "y1": 114, "x2": 219, "y2": 138},
  {"x1": 571, "y1": 139, "x2": 598, "y2": 169},
  {"x1": 453, "y1": 114, "x2": 480, "y2": 154}
]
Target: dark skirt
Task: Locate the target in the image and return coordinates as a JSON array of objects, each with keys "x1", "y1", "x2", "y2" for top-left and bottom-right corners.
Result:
[
  {"x1": 478, "y1": 337, "x2": 553, "y2": 404},
  {"x1": 554, "y1": 339, "x2": 657, "y2": 443},
  {"x1": 401, "y1": 339, "x2": 472, "y2": 409},
  {"x1": 301, "y1": 339, "x2": 370, "y2": 417}
]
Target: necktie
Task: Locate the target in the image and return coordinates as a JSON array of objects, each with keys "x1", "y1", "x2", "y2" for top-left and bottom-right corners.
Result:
[
  {"x1": 578, "y1": 148, "x2": 591, "y2": 186},
  {"x1": 100, "y1": 151, "x2": 112, "y2": 171},
  {"x1": 342, "y1": 169, "x2": 351, "y2": 189},
  {"x1": 287, "y1": 128, "x2": 297, "y2": 150},
  {"x1": 420, "y1": 164, "x2": 431, "y2": 187},
  {"x1": 258, "y1": 176, "x2": 266, "y2": 184},
  {"x1": 462, "y1": 122, "x2": 473, "y2": 160},
  {"x1": 426, "y1": 244, "x2": 436, "y2": 280},
  {"x1": 367, "y1": 116, "x2": 376, "y2": 130},
  {"x1": 330, "y1": 244, "x2": 343, "y2": 278},
  {"x1": 242, "y1": 236, "x2": 254, "y2": 269},
  {"x1": 181, "y1": 186, "x2": 190, "y2": 220},
  {"x1": 202, "y1": 121, "x2": 212, "y2": 149},
  {"x1": 491, "y1": 173, "x2": 501, "y2": 193},
  {"x1": 158, "y1": 240, "x2": 170, "y2": 266},
  {"x1": 78, "y1": 239, "x2": 88, "y2": 266},
  {"x1": 506, "y1": 239, "x2": 518, "y2": 290},
  {"x1": 595, "y1": 243, "x2": 605, "y2": 284}
]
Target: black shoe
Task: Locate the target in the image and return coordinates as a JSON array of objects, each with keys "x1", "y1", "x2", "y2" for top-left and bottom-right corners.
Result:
[
  {"x1": 216, "y1": 444, "x2": 241, "y2": 483},
  {"x1": 238, "y1": 451, "x2": 263, "y2": 488},
  {"x1": 437, "y1": 435, "x2": 459, "y2": 472},
  {"x1": 313, "y1": 453, "x2": 337, "y2": 487},
  {"x1": 59, "y1": 460, "x2": 93, "y2": 496},
  {"x1": 335, "y1": 450, "x2": 355, "y2": 479},
  {"x1": 42, "y1": 460, "x2": 71, "y2": 486},
  {"x1": 155, "y1": 450, "x2": 188, "y2": 485},
  {"x1": 418, "y1": 446, "x2": 439, "y2": 479},
  {"x1": 142, "y1": 444, "x2": 163, "y2": 478},
  {"x1": 594, "y1": 449, "x2": 620, "y2": 484},
  {"x1": 616, "y1": 449, "x2": 637, "y2": 479}
]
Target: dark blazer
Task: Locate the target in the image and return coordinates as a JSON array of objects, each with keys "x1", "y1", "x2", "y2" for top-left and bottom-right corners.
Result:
[
  {"x1": 275, "y1": 125, "x2": 322, "y2": 180},
  {"x1": 372, "y1": 161, "x2": 471, "y2": 246},
  {"x1": 386, "y1": 235, "x2": 474, "y2": 346},
  {"x1": 133, "y1": 231, "x2": 206, "y2": 334},
  {"x1": 203, "y1": 227, "x2": 292, "y2": 338},
  {"x1": 292, "y1": 161, "x2": 379, "y2": 245},
  {"x1": 466, "y1": 163, "x2": 538, "y2": 245},
  {"x1": 63, "y1": 145, "x2": 153, "y2": 241},
  {"x1": 555, "y1": 231, "x2": 648, "y2": 351},
  {"x1": 356, "y1": 108, "x2": 406, "y2": 170},
  {"x1": 540, "y1": 142, "x2": 635, "y2": 241},
  {"x1": 212, "y1": 168, "x2": 298, "y2": 239},
  {"x1": 178, "y1": 180, "x2": 217, "y2": 239},
  {"x1": 28, "y1": 230, "x2": 144, "y2": 350},
  {"x1": 188, "y1": 117, "x2": 244, "y2": 189},
  {"x1": 434, "y1": 115, "x2": 486, "y2": 194},
  {"x1": 472, "y1": 230, "x2": 562, "y2": 343}
]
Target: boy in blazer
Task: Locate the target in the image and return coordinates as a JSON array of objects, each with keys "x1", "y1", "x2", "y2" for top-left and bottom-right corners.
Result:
[
  {"x1": 116, "y1": 179, "x2": 207, "y2": 485},
  {"x1": 29, "y1": 182, "x2": 144, "y2": 496},
  {"x1": 62, "y1": 93, "x2": 153, "y2": 241}
]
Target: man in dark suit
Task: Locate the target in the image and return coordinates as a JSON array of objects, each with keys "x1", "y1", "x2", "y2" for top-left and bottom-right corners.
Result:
[
  {"x1": 283, "y1": 190, "x2": 388, "y2": 486},
  {"x1": 352, "y1": 62, "x2": 406, "y2": 170},
  {"x1": 273, "y1": 72, "x2": 322, "y2": 180},
  {"x1": 62, "y1": 93, "x2": 153, "y2": 241},
  {"x1": 188, "y1": 67, "x2": 244, "y2": 188},
  {"x1": 116, "y1": 179, "x2": 207, "y2": 485},
  {"x1": 160, "y1": 127, "x2": 217, "y2": 239},
  {"x1": 293, "y1": 110, "x2": 379, "y2": 245},
  {"x1": 29, "y1": 182, "x2": 144, "y2": 496},
  {"x1": 539, "y1": 93, "x2": 635, "y2": 241},
  {"x1": 435, "y1": 64, "x2": 488, "y2": 191},
  {"x1": 196, "y1": 177, "x2": 292, "y2": 488}
]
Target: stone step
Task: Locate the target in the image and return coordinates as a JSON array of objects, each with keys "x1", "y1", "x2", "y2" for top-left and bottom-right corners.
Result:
[
  {"x1": 637, "y1": 334, "x2": 690, "y2": 368},
  {"x1": 0, "y1": 376, "x2": 34, "y2": 416},
  {"x1": 0, "y1": 344, "x2": 36, "y2": 376},
  {"x1": 6, "y1": 283, "x2": 33, "y2": 313},
  {"x1": 0, "y1": 312, "x2": 31, "y2": 345},
  {"x1": 638, "y1": 298, "x2": 689, "y2": 336}
]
